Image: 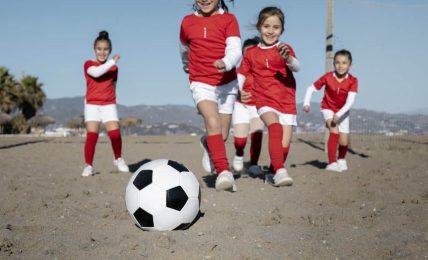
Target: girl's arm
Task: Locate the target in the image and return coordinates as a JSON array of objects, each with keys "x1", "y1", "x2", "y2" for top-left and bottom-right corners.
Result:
[
  {"x1": 179, "y1": 41, "x2": 190, "y2": 73},
  {"x1": 237, "y1": 73, "x2": 246, "y2": 92},
  {"x1": 303, "y1": 85, "x2": 318, "y2": 107},
  {"x1": 286, "y1": 57, "x2": 300, "y2": 72},
  {"x1": 336, "y1": 92, "x2": 357, "y2": 118},
  {"x1": 221, "y1": 36, "x2": 242, "y2": 72},
  {"x1": 87, "y1": 59, "x2": 116, "y2": 78}
]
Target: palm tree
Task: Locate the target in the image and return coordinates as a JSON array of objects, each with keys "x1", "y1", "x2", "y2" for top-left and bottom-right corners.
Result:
[
  {"x1": 0, "y1": 67, "x2": 19, "y2": 114},
  {"x1": 18, "y1": 74, "x2": 46, "y2": 120}
]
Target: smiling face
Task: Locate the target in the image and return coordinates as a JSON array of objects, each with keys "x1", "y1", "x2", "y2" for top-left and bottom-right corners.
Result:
[
  {"x1": 334, "y1": 55, "x2": 352, "y2": 77},
  {"x1": 94, "y1": 40, "x2": 111, "y2": 63},
  {"x1": 195, "y1": 0, "x2": 219, "y2": 16},
  {"x1": 259, "y1": 15, "x2": 283, "y2": 46}
]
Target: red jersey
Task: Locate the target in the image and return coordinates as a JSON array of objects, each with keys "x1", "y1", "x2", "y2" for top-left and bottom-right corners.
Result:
[
  {"x1": 313, "y1": 72, "x2": 358, "y2": 112},
  {"x1": 84, "y1": 60, "x2": 118, "y2": 105},
  {"x1": 236, "y1": 73, "x2": 256, "y2": 106},
  {"x1": 238, "y1": 43, "x2": 297, "y2": 114},
  {"x1": 180, "y1": 12, "x2": 240, "y2": 86}
]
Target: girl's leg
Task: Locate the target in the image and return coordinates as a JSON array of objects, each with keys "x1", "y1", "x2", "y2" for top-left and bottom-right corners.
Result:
[
  {"x1": 84, "y1": 121, "x2": 100, "y2": 166},
  {"x1": 326, "y1": 119, "x2": 341, "y2": 171},
  {"x1": 105, "y1": 121, "x2": 121, "y2": 160},
  {"x1": 232, "y1": 123, "x2": 249, "y2": 172},
  {"x1": 260, "y1": 112, "x2": 283, "y2": 173},
  {"x1": 338, "y1": 132, "x2": 349, "y2": 160},
  {"x1": 281, "y1": 125, "x2": 293, "y2": 166},
  {"x1": 249, "y1": 118, "x2": 264, "y2": 166},
  {"x1": 198, "y1": 101, "x2": 229, "y2": 174}
]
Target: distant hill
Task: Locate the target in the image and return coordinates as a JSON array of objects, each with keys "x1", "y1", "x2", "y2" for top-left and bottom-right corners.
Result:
[
  {"x1": 404, "y1": 107, "x2": 428, "y2": 115},
  {"x1": 41, "y1": 96, "x2": 428, "y2": 135}
]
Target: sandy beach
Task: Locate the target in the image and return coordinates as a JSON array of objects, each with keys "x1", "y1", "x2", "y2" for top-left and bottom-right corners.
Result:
[{"x1": 1, "y1": 134, "x2": 427, "y2": 259}]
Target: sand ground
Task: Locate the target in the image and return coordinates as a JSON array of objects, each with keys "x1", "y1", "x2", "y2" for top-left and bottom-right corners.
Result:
[{"x1": 0, "y1": 134, "x2": 427, "y2": 259}]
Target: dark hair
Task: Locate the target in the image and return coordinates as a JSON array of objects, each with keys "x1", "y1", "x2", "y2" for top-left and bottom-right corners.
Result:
[
  {"x1": 242, "y1": 36, "x2": 260, "y2": 53},
  {"x1": 334, "y1": 49, "x2": 352, "y2": 63},
  {"x1": 256, "y1": 7, "x2": 285, "y2": 33},
  {"x1": 93, "y1": 30, "x2": 112, "y2": 53},
  {"x1": 193, "y1": 0, "x2": 232, "y2": 13}
]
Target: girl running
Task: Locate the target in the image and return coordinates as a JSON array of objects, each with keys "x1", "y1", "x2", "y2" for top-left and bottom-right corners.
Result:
[
  {"x1": 180, "y1": 0, "x2": 242, "y2": 191},
  {"x1": 303, "y1": 49, "x2": 358, "y2": 172},
  {"x1": 232, "y1": 37, "x2": 264, "y2": 177},
  {"x1": 81, "y1": 31, "x2": 129, "y2": 176},
  {"x1": 238, "y1": 7, "x2": 300, "y2": 187}
]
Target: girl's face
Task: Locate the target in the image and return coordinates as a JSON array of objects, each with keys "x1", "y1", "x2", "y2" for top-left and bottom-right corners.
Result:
[
  {"x1": 259, "y1": 15, "x2": 283, "y2": 46},
  {"x1": 195, "y1": 0, "x2": 219, "y2": 16},
  {"x1": 334, "y1": 55, "x2": 352, "y2": 76},
  {"x1": 94, "y1": 40, "x2": 111, "y2": 63}
]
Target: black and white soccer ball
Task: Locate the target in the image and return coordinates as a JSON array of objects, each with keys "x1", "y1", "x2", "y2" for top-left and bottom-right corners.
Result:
[{"x1": 125, "y1": 159, "x2": 200, "y2": 231}]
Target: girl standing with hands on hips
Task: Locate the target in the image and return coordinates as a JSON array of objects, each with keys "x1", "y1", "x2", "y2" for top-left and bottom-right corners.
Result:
[
  {"x1": 180, "y1": 0, "x2": 242, "y2": 191},
  {"x1": 81, "y1": 31, "x2": 129, "y2": 177},
  {"x1": 303, "y1": 50, "x2": 358, "y2": 172},
  {"x1": 238, "y1": 7, "x2": 300, "y2": 187}
]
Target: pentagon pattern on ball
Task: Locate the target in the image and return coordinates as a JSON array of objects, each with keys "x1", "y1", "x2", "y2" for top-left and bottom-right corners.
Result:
[
  {"x1": 167, "y1": 160, "x2": 188, "y2": 172},
  {"x1": 133, "y1": 170, "x2": 152, "y2": 190},
  {"x1": 134, "y1": 208, "x2": 154, "y2": 227},
  {"x1": 166, "y1": 186, "x2": 188, "y2": 211}
]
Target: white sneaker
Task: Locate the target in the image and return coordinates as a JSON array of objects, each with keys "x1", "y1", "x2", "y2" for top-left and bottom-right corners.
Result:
[
  {"x1": 337, "y1": 159, "x2": 348, "y2": 171},
  {"x1": 232, "y1": 155, "x2": 244, "y2": 172},
  {"x1": 247, "y1": 165, "x2": 262, "y2": 177},
  {"x1": 200, "y1": 136, "x2": 213, "y2": 173},
  {"x1": 215, "y1": 171, "x2": 237, "y2": 192},
  {"x1": 326, "y1": 162, "x2": 342, "y2": 172},
  {"x1": 273, "y1": 168, "x2": 293, "y2": 186},
  {"x1": 81, "y1": 165, "x2": 94, "y2": 177},
  {"x1": 114, "y1": 157, "x2": 129, "y2": 172}
]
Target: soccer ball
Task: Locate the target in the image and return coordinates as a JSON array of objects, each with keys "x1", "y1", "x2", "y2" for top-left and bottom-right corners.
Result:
[{"x1": 125, "y1": 159, "x2": 200, "y2": 231}]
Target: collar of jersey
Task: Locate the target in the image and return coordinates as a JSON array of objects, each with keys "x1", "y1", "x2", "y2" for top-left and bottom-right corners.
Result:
[
  {"x1": 333, "y1": 71, "x2": 349, "y2": 80},
  {"x1": 258, "y1": 42, "x2": 280, "y2": 50},
  {"x1": 194, "y1": 8, "x2": 225, "y2": 16}
]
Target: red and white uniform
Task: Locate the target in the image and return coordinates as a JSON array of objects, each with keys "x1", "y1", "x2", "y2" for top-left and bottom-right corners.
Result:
[
  {"x1": 232, "y1": 73, "x2": 260, "y2": 125},
  {"x1": 238, "y1": 43, "x2": 298, "y2": 114},
  {"x1": 180, "y1": 10, "x2": 241, "y2": 86},
  {"x1": 83, "y1": 59, "x2": 119, "y2": 122},
  {"x1": 313, "y1": 72, "x2": 358, "y2": 113}
]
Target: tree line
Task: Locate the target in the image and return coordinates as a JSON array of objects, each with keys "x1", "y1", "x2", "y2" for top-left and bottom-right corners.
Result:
[{"x1": 0, "y1": 66, "x2": 46, "y2": 134}]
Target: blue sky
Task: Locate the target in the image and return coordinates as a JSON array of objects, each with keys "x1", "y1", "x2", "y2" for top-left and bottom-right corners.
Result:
[{"x1": 1, "y1": 0, "x2": 427, "y2": 113}]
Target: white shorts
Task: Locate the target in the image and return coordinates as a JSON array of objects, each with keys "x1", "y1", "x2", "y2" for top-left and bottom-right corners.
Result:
[
  {"x1": 232, "y1": 102, "x2": 260, "y2": 125},
  {"x1": 321, "y1": 109, "x2": 350, "y2": 133},
  {"x1": 258, "y1": 106, "x2": 297, "y2": 126},
  {"x1": 84, "y1": 103, "x2": 119, "y2": 123},
  {"x1": 190, "y1": 80, "x2": 238, "y2": 115}
]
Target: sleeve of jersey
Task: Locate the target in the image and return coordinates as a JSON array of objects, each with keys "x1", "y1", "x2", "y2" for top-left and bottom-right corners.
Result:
[
  {"x1": 336, "y1": 92, "x2": 357, "y2": 118},
  {"x1": 237, "y1": 53, "x2": 251, "y2": 91},
  {"x1": 179, "y1": 20, "x2": 190, "y2": 67},
  {"x1": 350, "y1": 78, "x2": 358, "y2": 93},
  {"x1": 86, "y1": 59, "x2": 116, "y2": 78},
  {"x1": 313, "y1": 74, "x2": 327, "y2": 90},
  {"x1": 285, "y1": 45, "x2": 300, "y2": 72},
  {"x1": 303, "y1": 85, "x2": 318, "y2": 107},
  {"x1": 114, "y1": 68, "x2": 118, "y2": 82},
  {"x1": 222, "y1": 16, "x2": 241, "y2": 71}
]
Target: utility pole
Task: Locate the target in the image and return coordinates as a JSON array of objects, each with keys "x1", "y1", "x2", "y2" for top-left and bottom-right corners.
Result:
[{"x1": 325, "y1": 0, "x2": 334, "y2": 153}]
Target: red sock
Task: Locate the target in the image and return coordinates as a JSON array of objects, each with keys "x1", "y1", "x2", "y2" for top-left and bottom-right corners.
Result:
[
  {"x1": 250, "y1": 132, "x2": 263, "y2": 165},
  {"x1": 234, "y1": 137, "x2": 247, "y2": 157},
  {"x1": 328, "y1": 133, "x2": 340, "y2": 163},
  {"x1": 207, "y1": 134, "x2": 229, "y2": 174},
  {"x1": 268, "y1": 123, "x2": 284, "y2": 173},
  {"x1": 84, "y1": 132, "x2": 98, "y2": 166},
  {"x1": 108, "y1": 129, "x2": 122, "y2": 160},
  {"x1": 283, "y1": 146, "x2": 290, "y2": 164},
  {"x1": 338, "y1": 145, "x2": 348, "y2": 159}
]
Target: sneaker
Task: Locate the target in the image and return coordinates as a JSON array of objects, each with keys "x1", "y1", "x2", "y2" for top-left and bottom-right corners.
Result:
[
  {"x1": 247, "y1": 165, "x2": 262, "y2": 177},
  {"x1": 81, "y1": 165, "x2": 94, "y2": 177},
  {"x1": 337, "y1": 159, "x2": 348, "y2": 171},
  {"x1": 325, "y1": 162, "x2": 342, "y2": 172},
  {"x1": 232, "y1": 155, "x2": 244, "y2": 172},
  {"x1": 114, "y1": 157, "x2": 129, "y2": 172},
  {"x1": 215, "y1": 171, "x2": 237, "y2": 192},
  {"x1": 273, "y1": 168, "x2": 293, "y2": 186},
  {"x1": 200, "y1": 136, "x2": 213, "y2": 173}
]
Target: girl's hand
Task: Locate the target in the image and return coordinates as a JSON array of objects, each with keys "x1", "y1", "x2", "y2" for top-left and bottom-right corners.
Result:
[
  {"x1": 214, "y1": 60, "x2": 226, "y2": 73},
  {"x1": 112, "y1": 54, "x2": 121, "y2": 62},
  {"x1": 332, "y1": 114, "x2": 339, "y2": 124},
  {"x1": 240, "y1": 90, "x2": 252, "y2": 103},
  {"x1": 278, "y1": 43, "x2": 293, "y2": 63},
  {"x1": 303, "y1": 105, "x2": 311, "y2": 113}
]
